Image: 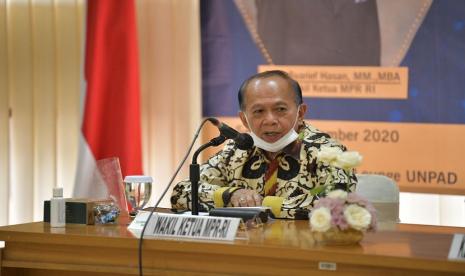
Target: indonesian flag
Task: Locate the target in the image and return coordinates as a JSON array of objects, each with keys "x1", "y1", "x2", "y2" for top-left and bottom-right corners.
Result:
[{"x1": 74, "y1": 0, "x2": 142, "y2": 199}]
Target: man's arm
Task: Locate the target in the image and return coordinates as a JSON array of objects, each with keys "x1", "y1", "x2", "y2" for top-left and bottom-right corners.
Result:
[{"x1": 170, "y1": 141, "x2": 240, "y2": 212}]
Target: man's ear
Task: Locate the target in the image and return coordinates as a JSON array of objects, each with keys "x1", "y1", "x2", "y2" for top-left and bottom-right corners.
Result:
[
  {"x1": 297, "y1": 103, "x2": 307, "y2": 129},
  {"x1": 298, "y1": 103, "x2": 308, "y2": 122},
  {"x1": 239, "y1": 111, "x2": 250, "y2": 131}
]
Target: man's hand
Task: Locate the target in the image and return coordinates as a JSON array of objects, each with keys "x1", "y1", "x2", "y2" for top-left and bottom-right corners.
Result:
[{"x1": 230, "y1": 189, "x2": 263, "y2": 207}]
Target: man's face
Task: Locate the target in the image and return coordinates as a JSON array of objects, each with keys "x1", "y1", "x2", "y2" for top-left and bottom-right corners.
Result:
[{"x1": 239, "y1": 76, "x2": 307, "y2": 143}]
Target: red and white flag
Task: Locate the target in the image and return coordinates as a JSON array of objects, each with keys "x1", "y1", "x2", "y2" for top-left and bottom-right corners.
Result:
[{"x1": 74, "y1": 0, "x2": 142, "y2": 199}]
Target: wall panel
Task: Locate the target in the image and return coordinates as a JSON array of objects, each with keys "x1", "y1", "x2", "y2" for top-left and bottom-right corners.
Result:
[
  {"x1": 7, "y1": 0, "x2": 34, "y2": 224},
  {"x1": 31, "y1": 0, "x2": 56, "y2": 219},
  {"x1": 0, "y1": 0, "x2": 10, "y2": 225},
  {"x1": 54, "y1": 0, "x2": 81, "y2": 196},
  {"x1": 0, "y1": 0, "x2": 83, "y2": 225}
]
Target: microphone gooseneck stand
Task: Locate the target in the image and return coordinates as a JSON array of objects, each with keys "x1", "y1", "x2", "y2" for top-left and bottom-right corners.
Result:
[
  {"x1": 138, "y1": 118, "x2": 213, "y2": 276},
  {"x1": 190, "y1": 135, "x2": 226, "y2": 215},
  {"x1": 138, "y1": 118, "x2": 248, "y2": 276}
]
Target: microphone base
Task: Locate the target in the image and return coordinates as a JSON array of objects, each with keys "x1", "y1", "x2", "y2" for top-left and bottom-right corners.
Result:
[{"x1": 209, "y1": 207, "x2": 270, "y2": 223}]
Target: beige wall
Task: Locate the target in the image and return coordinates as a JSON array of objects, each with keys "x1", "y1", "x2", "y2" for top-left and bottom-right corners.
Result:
[
  {"x1": 0, "y1": 0, "x2": 9, "y2": 225},
  {"x1": 0, "y1": 0, "x2": 83, "y2": 225},
  {"x1": 136, "y1": 0, "x2": 201, "y2": 208},
  {"x1": 0, "y1": 0, "x2": 201, "y2": 225}
]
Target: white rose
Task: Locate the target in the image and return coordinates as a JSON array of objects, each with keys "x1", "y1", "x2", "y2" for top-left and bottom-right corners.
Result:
[
  {"x1": 343, "y1": 204, "x2": 371, "y2": 231},
  {"x1": 317, "y1": 146, "x2": 343, "y2": 163},
  {"x1": 332, "y1": 151, "x2": 362, "y2": 170},
  {"x1": 327, "y1": 190, "x2": 348, "y2": 200},
  {"x1": 310, "y1": 207, "x2": 332, "y2": 232}
]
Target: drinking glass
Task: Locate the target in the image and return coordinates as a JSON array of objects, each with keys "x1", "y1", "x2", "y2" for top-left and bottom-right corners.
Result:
[{"x1": 124, "y1": 175, "x2": 153, "y2": 216}]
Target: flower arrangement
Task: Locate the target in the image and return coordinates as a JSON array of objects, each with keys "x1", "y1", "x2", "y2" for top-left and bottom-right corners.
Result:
[
  {"x1": 309, "y1": 146, "x2": 373, "y2": 244},
  {"x1": 309, "y1": 190, "x2": 377, "y2": 244},
  {"x1": 317, "y1": 146, "x2": 363, "y2": 171}
]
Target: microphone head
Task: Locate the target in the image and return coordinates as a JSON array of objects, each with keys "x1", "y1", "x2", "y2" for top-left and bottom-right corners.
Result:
[
  {"x1": 207, "y1": 117, "x2": 220, "y2": 126},
  {"x1": 235, "y1": 133, "x2": 254, "y2": 150}
]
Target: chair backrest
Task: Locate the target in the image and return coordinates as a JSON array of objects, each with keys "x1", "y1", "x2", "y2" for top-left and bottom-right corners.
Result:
[{"x1": 355, "y1": 174, "x2": 400, "y2": 230}]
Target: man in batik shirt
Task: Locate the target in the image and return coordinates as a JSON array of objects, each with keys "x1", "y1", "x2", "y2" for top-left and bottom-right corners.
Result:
[{"x1": 171, "y1": 70, "x2": 357, "y2": 219}]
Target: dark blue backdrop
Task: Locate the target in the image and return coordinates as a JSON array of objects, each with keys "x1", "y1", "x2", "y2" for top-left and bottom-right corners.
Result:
[{"x1": 201, "y1": 0, "x2": 465, "y2": 124}]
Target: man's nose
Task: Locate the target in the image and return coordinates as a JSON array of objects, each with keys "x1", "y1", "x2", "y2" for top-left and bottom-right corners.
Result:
[{"x1": 263, "y1": 111, "x2": 278, "y2": 124}]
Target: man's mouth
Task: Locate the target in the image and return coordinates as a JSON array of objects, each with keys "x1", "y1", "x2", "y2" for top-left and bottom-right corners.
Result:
[{"x1": 263, "y1": 131, "x2": 281, "y2": 141}]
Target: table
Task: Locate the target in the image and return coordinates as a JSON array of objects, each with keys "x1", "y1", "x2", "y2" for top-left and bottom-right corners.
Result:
[{"x1": 0, "y1": 218, "x2": 464, "y2": 275}]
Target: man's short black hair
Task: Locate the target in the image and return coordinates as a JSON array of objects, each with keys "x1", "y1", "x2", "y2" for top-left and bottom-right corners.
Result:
[{"x1": 237, "y1": 70, "x2": 303, "y2": 110}]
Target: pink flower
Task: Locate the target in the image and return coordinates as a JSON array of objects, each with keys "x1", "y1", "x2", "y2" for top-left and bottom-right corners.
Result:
[
  {"x1": 310, "y1": 192, "x2": 377, "y2": 232},
  {"x1": 314, "y1": 197, "x2": 345, "y2": 210},
  {"x1": 331, "y1": 214, "x2": 349, "y2": 230},
  {"x1": 347, "y1": 193, "x2": 370, "y2": 206}
]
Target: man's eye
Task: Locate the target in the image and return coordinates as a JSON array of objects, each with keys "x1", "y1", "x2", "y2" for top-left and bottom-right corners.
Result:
[
  {"x1": 253, "y1": 109, "x2": 263, "y2": 114},
  {"x1": 277, "y1": 107, "x2": 287, "y2": 112}
]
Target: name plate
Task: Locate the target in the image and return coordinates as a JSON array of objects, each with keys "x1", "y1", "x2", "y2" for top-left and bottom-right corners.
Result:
[
  {"x1": 129, "y1": 212, "x2": 241, "y2": 241},
  {"x1": 448, "y1": 234, "x2": 465, "y2": 260},
  {"x1": 128, "y1": 211, "x2": 152, "y2": 231},
  {"x1": 259, "y1": 65, "x2": 408, "y2": 99}
]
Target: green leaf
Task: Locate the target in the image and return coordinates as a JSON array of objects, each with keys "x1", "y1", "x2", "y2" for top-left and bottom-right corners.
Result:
[{"x1": 310, "y1": 185, "x2": 326, "y2": 196}]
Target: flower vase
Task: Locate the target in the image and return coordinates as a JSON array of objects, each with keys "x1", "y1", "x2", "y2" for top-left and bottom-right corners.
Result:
[{"x1": 313, "y1": 228, "x2": 364, "y2": 245}]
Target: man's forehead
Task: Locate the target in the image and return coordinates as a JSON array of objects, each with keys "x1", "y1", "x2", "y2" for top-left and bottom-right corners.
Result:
[
  {"x1": 246, "y1": 76, "x2": 292, "y2": 94},
  {"x1": 248, "y1": 99, "x2": 290, "y2": 109},
  {"x1": 244, "y1": 77, "x2": 293, "y2": 99},
  {"x1": 251, "y1": 75, "x2": 288, "y2": 89}
]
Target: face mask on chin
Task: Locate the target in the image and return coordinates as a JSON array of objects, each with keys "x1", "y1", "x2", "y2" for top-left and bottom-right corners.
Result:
[{"x1": 245, "y1": 106, "x2": 301, "y2": 153}]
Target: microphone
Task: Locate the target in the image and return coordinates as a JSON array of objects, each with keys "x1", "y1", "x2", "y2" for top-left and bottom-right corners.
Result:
[{"x1": 208, "y1": 118, "x2": 254, "y2": 150}]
